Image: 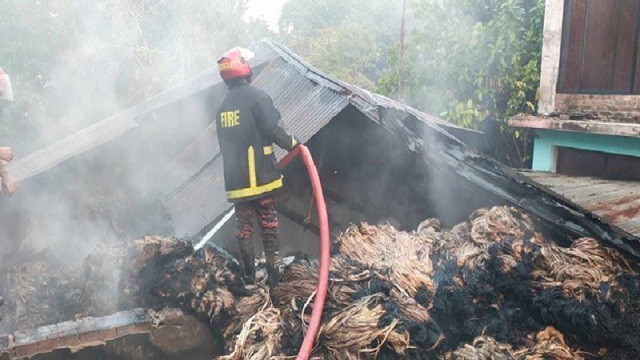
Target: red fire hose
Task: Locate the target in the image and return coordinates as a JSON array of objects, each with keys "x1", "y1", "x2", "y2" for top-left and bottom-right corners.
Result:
[{"x1": 279, "y1": 145, "x2": 330, "y2": 360}]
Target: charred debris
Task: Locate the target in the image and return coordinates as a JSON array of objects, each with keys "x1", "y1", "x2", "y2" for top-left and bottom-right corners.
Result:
[
  {"x1": 121, "y1": 206, "x2": 640, "y2": 358},
  {"x1": 3, "y1": 206, "x2": 639, "y2": 358}
]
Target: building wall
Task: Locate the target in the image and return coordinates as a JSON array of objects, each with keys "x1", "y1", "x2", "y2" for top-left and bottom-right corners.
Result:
[
  {"x1": 538, "y1": 0, "x2": 640, "y2": 115},
  {"x1": 555, "y1": 94, "x2": 640, "y2": 117},
  {"x1": 528, "y1": 0, "x2": 640, "y2": 173},
  {"x1": 532, "y1": 129, "x2": 640, "y2": 171},
  {"x1": 538, "y1": 0, "x2": 565, "y2": 114}
]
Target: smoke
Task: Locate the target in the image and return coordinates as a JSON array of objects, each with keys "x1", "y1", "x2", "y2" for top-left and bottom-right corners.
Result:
[{"x1": 0, "y1": 0, "x2": 273, "y2": 331}]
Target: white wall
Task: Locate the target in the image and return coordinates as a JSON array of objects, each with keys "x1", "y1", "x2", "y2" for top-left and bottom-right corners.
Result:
[{"x1": 538, "y1": 0, "x2": 566, "y2": 115}]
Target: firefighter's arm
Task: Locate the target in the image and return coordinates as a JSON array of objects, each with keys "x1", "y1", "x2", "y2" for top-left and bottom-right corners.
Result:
[
  {"x1": 0, "y1": 147, "x2": 12, "y2": 162},
  {"x1": 253, "y1": 92, "x2": 299, "y2": 151},
  {"x1": 0, "y1": 161, "x2": 18, "y2": 196}
]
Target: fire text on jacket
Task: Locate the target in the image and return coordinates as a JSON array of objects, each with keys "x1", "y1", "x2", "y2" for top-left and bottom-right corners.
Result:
[{"x1": 221, "y1": 110, "x2": 240, "y2": 128}]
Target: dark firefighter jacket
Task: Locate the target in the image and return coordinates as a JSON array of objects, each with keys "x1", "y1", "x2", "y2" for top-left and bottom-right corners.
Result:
[{"x1": 216, "y1": 82, "x2": 298, "y2": 202}]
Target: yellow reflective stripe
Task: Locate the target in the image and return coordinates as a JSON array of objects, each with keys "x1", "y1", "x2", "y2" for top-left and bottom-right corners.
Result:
[
  {"x1": 291, "y1": 136, "x2": 298, "y2": 148},
  {"x1": 227, "y1": 177, "x2": 283, "y2": 199},
  {"x1": 263, "y1": 146, "x2": 273, "y2": 155},
  {"x1": 248, "y1": 146, "x2": 257, "y2": 188}
]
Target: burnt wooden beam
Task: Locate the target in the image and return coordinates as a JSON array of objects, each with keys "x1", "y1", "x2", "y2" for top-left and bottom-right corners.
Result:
[{"x1": 0, "y1": 309, "x2": 152, "y2": 359}]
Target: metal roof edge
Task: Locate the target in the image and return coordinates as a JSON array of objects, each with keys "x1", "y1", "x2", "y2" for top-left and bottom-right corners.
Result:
[
  {"x1": 520, "y1": 171, "x2": 640, "y2": 239},
  {"x1": 260, "y1": 39, "x2": 479, "y2": 136},
  {"x1": 260, "y1": 39, "x2": 361, "y2": 96},
  {"x1": 259, "y1": 40, "x2": 487, "y2": 162}
]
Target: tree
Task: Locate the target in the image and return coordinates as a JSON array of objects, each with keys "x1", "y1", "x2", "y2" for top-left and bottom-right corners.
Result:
[
  {"x1": 379, "y1": 0, "x2": 544, "y2": 167},
  {"x1": 279, "y1": 0, "x2": 403, "y2": 89},
  {"x1": 0, "y1": 0, "x2": 78, "y2": 151}
]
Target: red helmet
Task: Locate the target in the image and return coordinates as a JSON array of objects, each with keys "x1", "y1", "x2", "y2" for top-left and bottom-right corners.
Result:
[{"x1": 217, "y1": 47, "x2": 255, "y2": 81}]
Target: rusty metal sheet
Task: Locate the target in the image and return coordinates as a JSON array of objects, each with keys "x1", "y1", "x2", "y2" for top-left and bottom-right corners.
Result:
[
  {"x1": 523, "y1": 171, "x2": 640, "y2": 238},
  {"x1": 6, "y1": 309, "x2": 152, "y2": 359}
]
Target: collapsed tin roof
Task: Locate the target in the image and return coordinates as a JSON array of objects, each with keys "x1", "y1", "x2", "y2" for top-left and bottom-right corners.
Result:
[{"x1": 7, "y1": 39, "x2": 640, "y2": 259}]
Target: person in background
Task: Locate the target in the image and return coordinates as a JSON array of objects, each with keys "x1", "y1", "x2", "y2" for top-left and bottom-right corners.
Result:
[
  {"x1": 0, "y1": 67, "x2": 19, "y2": 197},
  {"x1": 215, "y1": 47, "x2": 299, "y2": 286},
  {"x1": 0, "y1": 68, "x2": 18, "y2": 197},
  {"x1": 0, "y1": 66, "x2": 18, "y2": 316},
  {"x1": 0, "y1": 147, "x2": 17, "y2": 196}
]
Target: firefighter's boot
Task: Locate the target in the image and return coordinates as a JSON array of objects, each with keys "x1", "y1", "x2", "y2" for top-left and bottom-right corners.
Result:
[
  {"x1": 263, "y1": 236, "x2": 281, "y2": 287},
  {"x1": 238, "y1": 238, "x2": 256, "y2": 285}
]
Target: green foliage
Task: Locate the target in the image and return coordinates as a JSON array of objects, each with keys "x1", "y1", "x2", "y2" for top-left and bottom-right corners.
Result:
[
  {"x1": 281, "y1": 0, "x2": 543, "y2": 167},
  {"x1": 379, "y1": 0, "x2": 544, "y2": 167},
  {"x1": 0, "y1": 1, "x2": 75, "y2": 149},
  {"x1": 279, "y1": 0, "x2": 402, "y2": 89}
]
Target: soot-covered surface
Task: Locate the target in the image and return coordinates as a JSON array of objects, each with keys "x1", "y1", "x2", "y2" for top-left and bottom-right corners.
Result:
[{"x1": 118, "y1": 207, "x2": 640, "y2": 359}]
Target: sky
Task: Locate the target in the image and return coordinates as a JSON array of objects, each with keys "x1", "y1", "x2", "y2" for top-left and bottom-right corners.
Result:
[{"x1": 246, "y1": 0, "x2": 288, "y2": 32}]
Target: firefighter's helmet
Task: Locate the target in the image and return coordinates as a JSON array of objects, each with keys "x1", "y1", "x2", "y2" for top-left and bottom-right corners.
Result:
[{"x1": 217, "y1": 47, "x2": 255, "y2": 81}]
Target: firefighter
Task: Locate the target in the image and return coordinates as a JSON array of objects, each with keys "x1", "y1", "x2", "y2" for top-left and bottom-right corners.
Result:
[
  {"x1": 0, "y1": 67, "x2": 18, "y2": 197},
  {"x1": 215, "y1": 47, "x2": 299, "y2": 286},
  {"x1": 0, "y1": 66, "x2": 17, "y2": 318},
  {"x1": 0, "y1": 147, "x2": 17, "y2": 197}
]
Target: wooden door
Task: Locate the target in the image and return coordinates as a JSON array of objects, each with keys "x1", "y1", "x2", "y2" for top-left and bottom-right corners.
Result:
[{"x1": 558, "y1": 0, "x2": 640, "y2": 94}]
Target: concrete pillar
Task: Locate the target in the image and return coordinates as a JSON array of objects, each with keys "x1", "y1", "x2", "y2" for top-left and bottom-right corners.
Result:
[{"x1": 538, "y1": 0, "x2": 565, "y2": 115}]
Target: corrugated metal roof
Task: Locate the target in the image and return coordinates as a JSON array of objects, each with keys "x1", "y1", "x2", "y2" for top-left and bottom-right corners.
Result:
[
  {"x1": 10, "y1": 114, "x2": 138, "y2": 182},
  {"x1": 263, "y1": 40, "x2": 476, "y2": 134},
  {"x1": 164, "y1": 57, "x2": 349, "y2": 237},
  {"x1": 262, "y1": 46, "x2": 640, "y2": 259},
  {"x1": 164, "y1": 159, "x2": 228, "y2": 239},
  {"x1": 523, "y1": 172, "x2": 640, "y2": 238}
]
